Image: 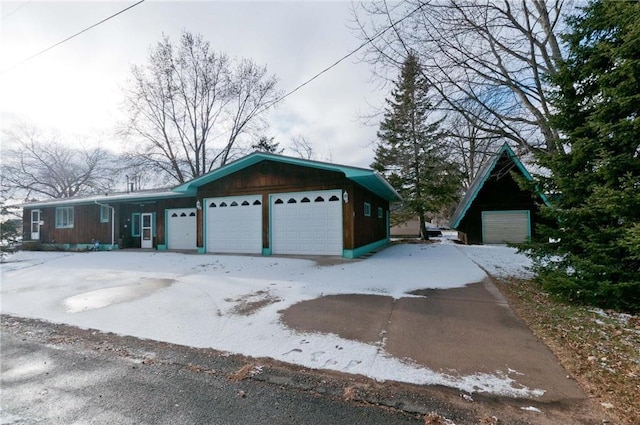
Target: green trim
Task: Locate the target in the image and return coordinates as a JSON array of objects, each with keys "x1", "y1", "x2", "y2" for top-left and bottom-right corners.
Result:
[
  {"x1": 173, "y1": 152, "x2": 401, "y2": 202},
  {"x1": 157, "y1": 244, "x2": 167, "y2": 251},
  {"x1": 197, "y1": 247, "x2": 206, "y2": 254},
  {"x1": 262, "y1": 247, "x2": 271, "y2": 256},
  {"x1": 131, "y1": 213, "x2": 141, "y2": 237},
  {"x1": 343, "y1": 238, "x2": 390, "y2": 259},
  {"x1": 451, "y1": 143, "x2": 550, "y2": 229}
]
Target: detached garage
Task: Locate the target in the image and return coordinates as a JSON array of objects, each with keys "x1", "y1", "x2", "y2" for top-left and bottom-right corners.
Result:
[
  {"x1": 173, "y1": 152, "x2": 401, "y2": 258},
  {"x1": 450, "y1": 143, "x2": 549, "y2": 245}
]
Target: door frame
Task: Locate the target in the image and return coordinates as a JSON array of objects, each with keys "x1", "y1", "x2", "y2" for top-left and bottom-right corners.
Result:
[
  {"x1": 141, "y1": 212, "x2": 153, "y2": 248},
  {"x1": 30, "y1": 209, "x2": 41, "y2": 240}
]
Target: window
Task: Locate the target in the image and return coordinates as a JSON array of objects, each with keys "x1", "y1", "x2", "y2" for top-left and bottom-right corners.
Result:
[
  {"x1": 364, "y1": 202, "x2": 371, "y2": 217},
  {"x1": 100, "y1": 205, "x2": 110, "y2": 223},
  {"x1": 55, "y1": 207, "x2": 74, "y2": 228},
  {"x1": 378, "y1": 207, "x2": 384, "y2": 219},
  {"x1": 132, "y1": 213, "x2": 141, "y2": 237}
]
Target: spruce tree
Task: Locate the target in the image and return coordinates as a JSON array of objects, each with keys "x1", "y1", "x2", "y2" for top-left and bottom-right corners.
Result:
[
  {"x1": 372, "y1": 53, "x2": 460, "y2": 239},
  {"x1": 529, "y1": 0, "x2": 640, "y2": 312}
]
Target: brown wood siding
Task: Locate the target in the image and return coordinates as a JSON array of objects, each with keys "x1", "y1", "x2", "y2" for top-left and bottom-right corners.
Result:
[
  {"x1": 457, "y1": 155, "x2": 542, "y2": 244},
  {"x1": 197, "y1": 160, "x2": 351, "y2": 251},
  {"x1": 23, "y1": 196, "x2": 195, "y2": 249},
  {"x1": 350, "y1": 184, "x2": 390, "y2": 248}
]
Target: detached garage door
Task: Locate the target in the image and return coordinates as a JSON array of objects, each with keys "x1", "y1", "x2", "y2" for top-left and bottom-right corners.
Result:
[
  {"x1": 167, "y1": 208, "x2": 197, "y2": 250},
  {"x1": 206, "y1": 195, "x2": 262, "y2": 254},
  {"x1": 271, "y1": 190, "x2": 342, "y2": 255},
  {"x1": 482, "y1": 210, "x2": 530, "y2": 244}
]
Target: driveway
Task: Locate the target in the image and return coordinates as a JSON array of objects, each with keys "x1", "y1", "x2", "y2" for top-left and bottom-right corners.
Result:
[
  {"x1": 281, "y1": 278, "x2": 585, "y2": 403},
  {"x1": 0, "y1": 243, "x2": 588, "y2": 409}
]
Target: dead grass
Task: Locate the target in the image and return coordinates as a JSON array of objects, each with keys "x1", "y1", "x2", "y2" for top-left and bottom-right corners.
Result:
[{"x1": 494, "y1": 277, "x2": 640, "y2": 425}]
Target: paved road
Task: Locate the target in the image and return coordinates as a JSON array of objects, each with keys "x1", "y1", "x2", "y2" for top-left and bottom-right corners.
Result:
[{"x1": 1, "y1": 325, "x2": 423, "y2": 425}]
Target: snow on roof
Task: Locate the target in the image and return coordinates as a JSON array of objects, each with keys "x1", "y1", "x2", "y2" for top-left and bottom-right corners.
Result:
[{"x1": 22, "y1": 188, "x2": 188, "y2": 208}]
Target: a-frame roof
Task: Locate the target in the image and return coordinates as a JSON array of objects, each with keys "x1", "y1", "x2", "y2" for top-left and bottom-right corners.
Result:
[
  {"x1": 449, "y1": 143, "x2": 549, "y2": 229},
  {"x1": 173, "y1": 151, "x2": 402, "y2": 202}
]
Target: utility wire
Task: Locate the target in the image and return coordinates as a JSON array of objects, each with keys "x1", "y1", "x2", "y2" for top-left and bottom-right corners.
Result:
[
  {"x1": 263, "y1": 2, "x2": 426, "y2": 111},
  {"x1": 1, "y1": 0, "x2": 33, "y2": 21},
  {"x1": 1, "y1": 0, "x2": 145, "y2": 74}
]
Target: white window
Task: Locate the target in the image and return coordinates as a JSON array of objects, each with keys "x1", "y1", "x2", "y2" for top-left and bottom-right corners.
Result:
[
  {"x1": 100, "y1": 205, "x2": 110, "y2": 223},
  {"x1": 364, "y1": 202, "x2": 371, "y2": 217},
  {"x1": 55, "y1": 207, "x2": 74, "y2": 228},
  {"x1": 378, "y1": 207, "x2": 384, "y2": 219}
]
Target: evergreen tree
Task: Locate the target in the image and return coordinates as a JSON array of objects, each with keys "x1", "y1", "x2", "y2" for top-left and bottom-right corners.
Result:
[
  {"x1": 372, "y1": 53, "x2": 460, "y2": 239},
  {"x1": 528, "y1": 0, "x2": 640, "y2": 312},
  {"x1": 251, "y1": 136, "x2": 283, "y2": 154}
]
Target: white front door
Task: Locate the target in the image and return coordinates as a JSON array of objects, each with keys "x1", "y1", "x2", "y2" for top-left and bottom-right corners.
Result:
[
  {"x1": 141, "y1": 213, "x2": 153, "y2": 248},
  {"x1": 31, "y1": 210, "x2": 41, "y2": 240}
]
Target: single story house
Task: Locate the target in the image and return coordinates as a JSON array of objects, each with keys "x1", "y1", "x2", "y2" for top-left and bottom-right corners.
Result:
[
  {"x1": 449, "y1": 143, "x2": 550, "y2": 245},
  {"x1": 22, "y1": 152, "x2": 401, "y2": 258}
]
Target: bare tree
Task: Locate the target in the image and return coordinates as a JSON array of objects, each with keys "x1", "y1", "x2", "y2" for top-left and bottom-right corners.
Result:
[
  {"x1": 121, "y1": 31, "x2": 282, "y2": 184},
  {"x1": 288, "y1": 135, "x2": 315, "y2": 160},
  {"x1": 352, "y1": 0, "x2": 571, "y2": 154},
  {"x1": 1, "y1": 123, "x2": 115, "y2": 200}
]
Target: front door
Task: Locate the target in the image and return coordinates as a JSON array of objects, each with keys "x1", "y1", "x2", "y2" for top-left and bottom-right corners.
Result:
[
  {"x1": 141, "y1": 213, "x2": 153, "y2": 248},
  {"x1": 31, "y1": 210, "x2": 41, "y2": 240}
]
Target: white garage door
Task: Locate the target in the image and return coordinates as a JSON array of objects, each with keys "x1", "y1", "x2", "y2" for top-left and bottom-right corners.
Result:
[
  {"x1": 206, "y1": 195, "x2": 262, "y2": 254},
  {"x1": 167, "y1": 208, "x2": 197, "y2": 250},
  {"x1": 271, "y1": 190, "x2": 343, "y2": 255},
  {"x1": 482, "y1": 210, "x2": 530, "y2": 244}
]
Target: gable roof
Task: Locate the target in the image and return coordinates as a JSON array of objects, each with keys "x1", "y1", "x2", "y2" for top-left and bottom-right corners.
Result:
[
  {"x1": 449, "y1": 143, "x2": 549, "y2": 229},
  {"x1": 173, "y1": 151, "x2": 402, "y2": 202}
]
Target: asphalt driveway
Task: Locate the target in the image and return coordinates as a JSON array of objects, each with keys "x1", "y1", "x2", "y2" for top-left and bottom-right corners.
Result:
[{"x1": 281, "y1": 277, "x2": 586, "y2": 403}]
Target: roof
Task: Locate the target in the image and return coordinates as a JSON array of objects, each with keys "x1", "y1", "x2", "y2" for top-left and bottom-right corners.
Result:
[
  {"x1": 22, "y1": 188, "x2": 189, "y2": 208},
  {"x1": 173, "y1": 151, "x2": 402, "y2": 202},
  {"x1": 449, "y1": 143, "x2": 550, "y2": 229}
]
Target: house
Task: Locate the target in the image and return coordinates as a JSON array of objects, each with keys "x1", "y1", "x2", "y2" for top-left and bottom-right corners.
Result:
[
  {"x1": 449, "y1": 143, "x2": 550, "y2": 245},
  {"x1": 22, "y1": 152, "x2": 401, "y2": 258}
]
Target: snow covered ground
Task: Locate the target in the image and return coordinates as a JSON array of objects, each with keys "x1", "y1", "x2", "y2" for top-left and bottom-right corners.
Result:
[{"x1": 1, "y1": 242, "x2": 535, "y2": 397}]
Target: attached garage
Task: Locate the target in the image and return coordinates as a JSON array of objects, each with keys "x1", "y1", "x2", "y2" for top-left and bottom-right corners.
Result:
[
  {"x1": 167, "y1": 208, "x2": 197, "y2": 250},
  {"x1": 205, "y1": 195, "x2": 262, "y2": 254},
  {"x1": 172, "y1": 152, "x2": 401, "y2": 258},
  {"x1": 271, "y1": 190, "x2": 343, "y2": 255},
  {"x1": 481, "y1": 210, "x2": 530, "y2": 244}
]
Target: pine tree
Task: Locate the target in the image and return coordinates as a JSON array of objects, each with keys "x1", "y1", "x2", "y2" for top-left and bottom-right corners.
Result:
[
  {"x1": 372, "y1": 53, "x2": 460, "y2": 239},
  {"x1": 529, "y1": 0, "x2": 640, "y2": 312}
]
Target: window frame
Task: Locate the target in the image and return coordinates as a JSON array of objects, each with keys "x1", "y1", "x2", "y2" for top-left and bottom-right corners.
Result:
[
  {"x1": 364, "y1": 202, "x2": 371, "y2": 217},
  {"x1": 378, "y1": 207, "x2": 384, "y2": 219},
  {"x1": 55, "y1": 206, "x2": 74, "y2": 229},
  {"x1": 100, "y1": 205, "x2": 110, "y2": 223}
]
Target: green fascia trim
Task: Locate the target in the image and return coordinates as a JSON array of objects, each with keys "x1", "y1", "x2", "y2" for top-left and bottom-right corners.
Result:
[
  {"x1": 451, "y1": 143, "x2": 548, "y2": 229},
  {"x1": 343, "y1": 238, "x2": 390, "y2": 259},
  {"x1": 173, "y1": 152, "x2": 402, "y2": 202}
]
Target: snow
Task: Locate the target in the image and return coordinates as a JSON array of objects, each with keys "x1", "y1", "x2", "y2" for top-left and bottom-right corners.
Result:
[{"x1": 1, "y1": 243, "x2": 538, "y2": 397}]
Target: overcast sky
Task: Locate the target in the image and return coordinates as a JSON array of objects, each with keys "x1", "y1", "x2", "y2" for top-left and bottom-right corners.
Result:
[{"x1": 1, "y1": 1, "x2": 390, "y2": 168}]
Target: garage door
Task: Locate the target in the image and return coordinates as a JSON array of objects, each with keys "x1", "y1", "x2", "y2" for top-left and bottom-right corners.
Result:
[
  {"x1": 482, "y1": 210, "x2": 530, "y2": 244},
  {"x1": 167, "y1": 208, "x2": 197, "y2": 250},
  {"x1": 206, "y1": 195, "x2": 262, "y2": 254},
  {"x1": 271, "y1": 190, "x2": 342, "y2": 255}
]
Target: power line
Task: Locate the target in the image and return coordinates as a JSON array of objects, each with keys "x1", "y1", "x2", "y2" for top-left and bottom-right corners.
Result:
[
  {"x1": 1, "y1": 0, "x2": 33, "y2": 21},
  {"x1": 263, "y1": 2, "x2": 426, "y2": 110},
  {"x1": 1, "y1": 0, "x2": 145, "y2": 75}
]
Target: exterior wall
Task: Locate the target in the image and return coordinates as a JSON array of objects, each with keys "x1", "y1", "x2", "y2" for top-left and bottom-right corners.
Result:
[
  {"x1": 23, "y1": 196, "x2": 195, "y2": 249},
  {"x1": 195, "y1": 160, "x2": 389, "y2": 254},
  {"x1": 457, "y1": 156, "x2": 542, "y2": 245}
]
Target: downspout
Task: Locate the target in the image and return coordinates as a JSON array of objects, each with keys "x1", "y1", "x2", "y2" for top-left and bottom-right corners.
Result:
[{"x1": 95, "y1": 201, "x2": 115, "y2": 247}]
